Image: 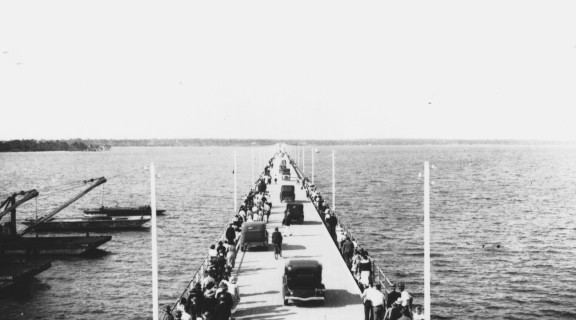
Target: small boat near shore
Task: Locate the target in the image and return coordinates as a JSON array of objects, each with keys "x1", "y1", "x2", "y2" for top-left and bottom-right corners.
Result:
[
  {"x1": 83, "y1": 205, "x2": 165, "y2": 217},
  {"x1": 22, "y1": 216, "x2": 150, "y2": 231}
]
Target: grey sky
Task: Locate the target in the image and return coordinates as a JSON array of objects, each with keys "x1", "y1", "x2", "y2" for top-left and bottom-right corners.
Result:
[{"x1": 1, "y1": 1, "x2": 575, "y2": 140}]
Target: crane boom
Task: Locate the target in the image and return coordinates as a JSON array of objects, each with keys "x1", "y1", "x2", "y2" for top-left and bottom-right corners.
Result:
[
  {"x1": 18, "y1": 177, "x2": 106, "y2": 236},
  {"x1": 0, "y1": 190, "x2": 39, "y2": 220}
]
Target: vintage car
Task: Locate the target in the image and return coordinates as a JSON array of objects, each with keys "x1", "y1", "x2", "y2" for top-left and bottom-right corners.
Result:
[
  {"x1": 282, "y1": 168, "x2": 291, "y2": 180},
  {"x1": 282, "y1": 259, "x2": 325, "y2": 305},
  {"x1": 280, "y1": 185, "x2": 295, "y2": 202},
  {"x1": 240, "y1": 221, "x2": 268, "y2": 251},
  {"x1": 285, "y1": 202, "x2": 304, "y2": 224}
]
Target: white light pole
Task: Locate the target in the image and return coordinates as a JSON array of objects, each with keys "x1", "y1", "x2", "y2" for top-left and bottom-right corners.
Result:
[
  {"x1": 234, "y1": 151, "x2": 237, "y2": 213},
  {"x1": 312, "y1": 149, "x2": 315, "y2": 184},
  {"x1": 424, "y1": 161, "x2": 431, "y2": 320},
  {"x1": 302, "y1": 147, "x2": 305, "y2": 173},
  {"x1": 332, "y1": 150, "x2": 335, "y2": 211},
  {"x1": 150, "y1": 162, "x2": 158, "y2": 320}
]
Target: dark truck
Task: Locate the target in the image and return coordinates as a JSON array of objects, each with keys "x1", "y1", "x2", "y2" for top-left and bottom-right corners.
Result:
[
  {"x1": 282, "y1": 259, "x2": 326, "y2": 305},
  {"x1": 280, "y1": 185, "x2": 295, "y2": 202},
  {"x1": 285, "y1": 202, "x2": 304, "y2": 224}
]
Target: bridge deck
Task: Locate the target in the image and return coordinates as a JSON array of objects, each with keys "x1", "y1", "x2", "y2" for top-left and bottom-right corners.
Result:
[{"x1": 234, "y1": 155, "x2": 363, "y2": 320}]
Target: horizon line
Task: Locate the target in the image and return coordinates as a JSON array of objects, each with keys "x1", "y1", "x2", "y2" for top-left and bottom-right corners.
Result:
[{"x1": 1, "y1": 137, "x2": 575, "y2": 144}]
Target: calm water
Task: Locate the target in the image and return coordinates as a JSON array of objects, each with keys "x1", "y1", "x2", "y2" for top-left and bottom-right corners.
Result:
[{"x1": 1, "y1": 145, "x2": 575, "y2": 319}]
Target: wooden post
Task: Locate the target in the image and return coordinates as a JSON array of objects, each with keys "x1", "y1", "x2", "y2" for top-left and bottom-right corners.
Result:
[
  {"x1": 150, "y1": 163, "x2": 159, "y2": 320},
  {"x1": 424, "y1": 161, "x2": 431, "y2": 320}
]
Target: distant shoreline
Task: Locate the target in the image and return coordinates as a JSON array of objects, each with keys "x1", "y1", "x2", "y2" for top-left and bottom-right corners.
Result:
[{"x1": 0, "y1": 138, "x2": 574, "y2": 151}]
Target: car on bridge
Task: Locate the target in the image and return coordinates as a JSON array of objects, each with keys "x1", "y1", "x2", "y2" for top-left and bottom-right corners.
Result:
[
  {"x1": 280, "y1": 185, "x2": 295, "y2": 202},
  {"x1": 240, "y1": 221, "x2": 268, "y2": 251},
  {"x1": 285, "y1": 202, "x2": 304, "y2": 224},
  {"x1": 282, "y1": 259, "x2": 325, "y2": 305},
  {"x1": 282, "y1": 168, "x2": 291, "y2": 180}
]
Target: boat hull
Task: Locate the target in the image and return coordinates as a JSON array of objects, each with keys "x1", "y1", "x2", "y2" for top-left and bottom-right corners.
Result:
[
  {"x1": 0, "y1": 236, "x2": 112, "y2": 255},
  {"x1": 0, "y1": 259, "x2": 51, "y2": 295},
  {"x1": 83, "y1": 206, "x2": 165, "y2": 216},
  {"x1": 22, "y1": 218, "x2": 150, "y2": 231}
]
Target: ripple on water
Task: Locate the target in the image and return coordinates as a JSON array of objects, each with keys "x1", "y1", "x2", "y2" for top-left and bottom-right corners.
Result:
[{"x1": 2, "y1": 146, "x2": 576, "y2": 319}]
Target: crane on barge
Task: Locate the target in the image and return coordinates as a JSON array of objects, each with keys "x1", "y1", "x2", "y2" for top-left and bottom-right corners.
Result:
[{"x1": 0, "y1": 177, "x2": 112, "y2": 255}]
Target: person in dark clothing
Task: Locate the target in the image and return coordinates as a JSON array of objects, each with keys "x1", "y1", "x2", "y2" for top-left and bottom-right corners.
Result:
[
  {"x1": 214, "y1": 283, "x2": 233, "y2": 320},
  {"x1": 386, "y1": 283, "x2": 401, "y2": 309},
  {"x1": 258, "y1": 180, "x2": 267, "y2": 193},
  {"x1": 271, "y1": 227, "x2": 283, "y2": 256},
  {"x1": 216, "y1": 241, "x2": 226, "y2": 256},
  {"x1": 232, "y1": 215, "x2": 243, "y2": 229},
  {"x1": 164, "y1": 305, "x2": 174, "y2": 320},
  {"x1": 203, "y1": 282, "x2": 217, "y2": 315},
  {"x1": 282, "y1": 208, "x2": 292, "y2": 236},
  {"x1": 325, "y1": 213, "x2": 338, "y2": 241},
  {"x1": 384, "y1": 300, "x2": 403, "y2": 320},
  {"x1": 215, "y1": 253, "x2": 227, "y2": 281},
  {"x1": 225, "y1": 224, "x2": 236, "y2": 244},
  {"x1": 187, "y1": 283, "x2": 203, "y2": 320},
  {"x1": 341, "y1": 236, "x2": 355, "y2": 268}
]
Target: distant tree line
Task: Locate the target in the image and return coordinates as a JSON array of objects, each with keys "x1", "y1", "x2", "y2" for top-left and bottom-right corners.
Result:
[
  {"x1": 0, "y1": 140, "x2": 112, "y2": 152},
  {"x1": 80, "y1": 138, "x2": 573, "y2": 147},
  {"x1": 1, "y1": 138, "x2": 572, "y2": 151}
]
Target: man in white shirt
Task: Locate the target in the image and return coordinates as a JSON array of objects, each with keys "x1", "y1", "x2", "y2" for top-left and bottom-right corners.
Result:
[
  {"x1": 370, "y1": 283, "x2": 386, "y2": 320},
  {"x1": 360, "y1": 283, "x2": 375, "y2": 320},
  {"x1": 398, "y1": 282, "x2": 412, "y2": 310}
]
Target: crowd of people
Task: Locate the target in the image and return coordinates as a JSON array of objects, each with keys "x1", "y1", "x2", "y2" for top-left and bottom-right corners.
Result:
[
  {"x1": 166, "y1": 153, "x2": 424, "y2": 320},
  {"x1": 164, "y1": 220, "x2": 244, "y2": 320},
  {"x1": 165, "y1": 170, "x2": 276, "y2": 320},
  {"x1": 165, "y1": 237, "x2": 241, "y2": 320},
  {"x1": 235, "y1": 179, "x2": 273, "y2": 224}
]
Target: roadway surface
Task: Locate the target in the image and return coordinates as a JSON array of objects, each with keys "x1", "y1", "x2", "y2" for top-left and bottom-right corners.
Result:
[{"x1": 234, "y1": 154, "x2": 364, "y2": 320}]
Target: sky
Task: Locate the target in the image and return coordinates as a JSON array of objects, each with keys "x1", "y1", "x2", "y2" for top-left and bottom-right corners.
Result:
[{"x1": 1, "y1": 1, "x2": 575, "y2": 141}]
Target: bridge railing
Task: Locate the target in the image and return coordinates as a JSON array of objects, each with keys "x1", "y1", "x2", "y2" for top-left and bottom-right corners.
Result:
[
  {"x1": 287, "y1": 151, "x2": 395, "y2": 296},
  {"x1": 162, "y1": 227, "x2": 235, "y2": 320},
  {"x1": 162, "y1": 158, "x2": 276, "y2": 320}
]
